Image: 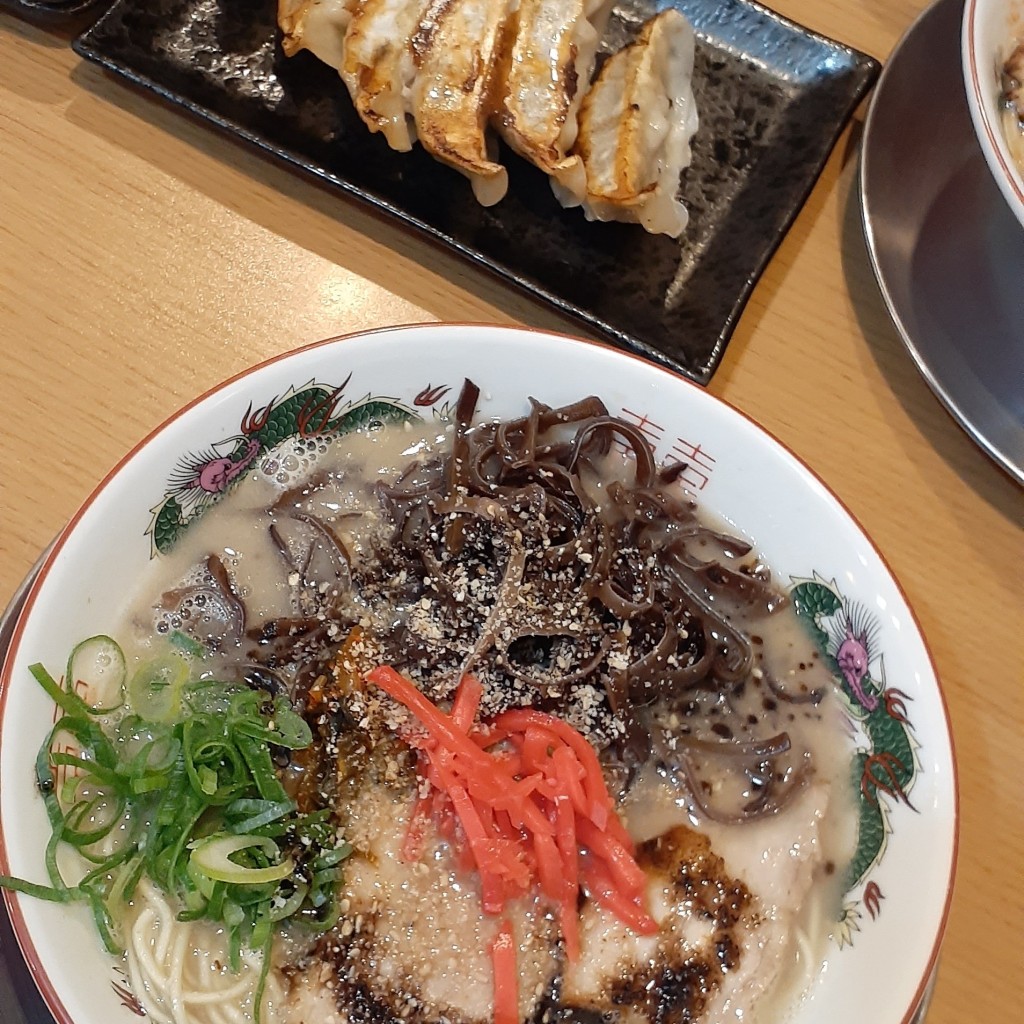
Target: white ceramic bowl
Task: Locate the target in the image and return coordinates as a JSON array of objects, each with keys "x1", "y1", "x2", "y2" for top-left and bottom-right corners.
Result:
[
  {"x1": 963, "y1": 0, "x2": 1024, "y2": 228},
  {"x1": 0, "y1": 325, "x2": 956, "y2": 1024}
]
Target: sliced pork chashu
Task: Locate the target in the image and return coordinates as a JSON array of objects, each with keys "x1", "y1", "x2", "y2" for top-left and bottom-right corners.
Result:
[
  {"x1": 409, "y1": 0, "x2": 515, "y2": 206},
  {"x1": 278, "y1": 0, "x2": 353, "y2": 72},
  {"x1": 494, "y1": 0, "x2": 612, "y2": 194},
  {"x1": 599, "y1": 782, "x2": 844, "y2": 1024},
  {"x1": 698, "y1": 783, "x2": 851, "y2": 1022},
  {"x1": 286, "y1": 790, "x2": 836, "y2": 1024},
  {"x1": 563, "y1": 826, "x2": 757, "y2": 1024},
  {"x1": 284, "y1": 782, "x2": 560, "y2": 1024},
  {"x1": 556, "y1": 9, "x2": 700, "y2": 237}
]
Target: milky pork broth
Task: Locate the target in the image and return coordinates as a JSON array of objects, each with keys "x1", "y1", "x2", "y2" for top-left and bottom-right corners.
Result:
[{"x1": 112, "y1": 383, "x2": 855, "y2": 1024}]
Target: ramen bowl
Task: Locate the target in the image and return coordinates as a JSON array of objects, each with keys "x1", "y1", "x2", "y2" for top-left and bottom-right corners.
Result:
[
  {"x1": 963, "y1": 0, "x2": 1024, "y2": 228},
  {"x1": 0, "y1": 324, "x2": 957, "y2": 1024}
]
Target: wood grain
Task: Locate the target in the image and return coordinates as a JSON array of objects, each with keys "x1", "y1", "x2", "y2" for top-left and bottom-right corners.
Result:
[{"x1": 0, "y1": 4, "x2": 1021, "y2": 1024}]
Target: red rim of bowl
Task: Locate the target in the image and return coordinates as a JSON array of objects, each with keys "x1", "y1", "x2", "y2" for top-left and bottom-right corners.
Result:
[
  {"x1": 0, "y1": 322, "x2": 960, "y2": 1024},
  {"x1": 965, "y1": 0, "x2": 1024, "y2": 216}
]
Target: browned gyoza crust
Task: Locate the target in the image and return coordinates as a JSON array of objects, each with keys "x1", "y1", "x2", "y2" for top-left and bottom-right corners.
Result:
[{"x1": 409, "y1": 0, "x2": 512, "y2": 205}]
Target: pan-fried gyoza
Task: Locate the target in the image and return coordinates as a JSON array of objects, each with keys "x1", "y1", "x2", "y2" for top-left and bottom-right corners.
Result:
[
  {"x1": 552, "y1": 10, "x2": 699, "y2": 237},
  {"x1": 277, "y1": 0, "x2": 699, "y2": 234}
]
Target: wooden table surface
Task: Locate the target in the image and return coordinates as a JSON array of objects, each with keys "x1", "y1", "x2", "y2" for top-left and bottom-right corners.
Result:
[{"x1": 0, "y1": 1, "x2": 1021, "y2": 1022}]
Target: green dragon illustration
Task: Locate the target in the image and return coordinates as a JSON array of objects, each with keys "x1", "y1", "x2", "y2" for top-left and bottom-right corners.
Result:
[
  {"x1": 791, "y1": 578, "x2": 918, "y2": 944},
  {"x1": 148, "y1": 376, "x2": 423, "y2": 555}
]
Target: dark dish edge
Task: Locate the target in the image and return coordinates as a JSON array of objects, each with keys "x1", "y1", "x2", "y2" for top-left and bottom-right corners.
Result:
[{"x1": 1, "y1": 0, "x2": 110, "y2": 31}]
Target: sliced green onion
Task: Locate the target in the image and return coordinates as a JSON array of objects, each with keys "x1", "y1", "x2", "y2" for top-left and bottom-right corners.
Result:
[
  {"x1": 0, "y1": 875, "x2": 81, "y2": 902},
  {"x1": 61, "y1": 791, "x2": 126, "y2": 847},
  {"x1": 190, "y1": 835, "x2": 294, "y2": 885},
  {"x1": 222, "y1": 899, "x2": 245, "y2": 928},
  {"x1": 227, "y1": 921, "x2": 242, "y2": 973},
  {"x1": 79, "y1": 843, "x2": 138, "y2": 888},
  {"x1": 30, "y1": 663, "x2": 92, "y2": 720},
  {"x1": 5, "y1": 641, "x2": 352, "y2": 1005},
  {"x1": 252, "y1": 927, "x2": 274, "y2": 1024},
  {"x1": 169, "y1": 630, "x2": 206, "y2": 659},
  {"x1": 266, "y1": 702, "x2": 312, "y2": 749},
  {"x1": 131, "y1": 772, "x2": 173, "y2": 795},
  {"x1": 307, "y1": 886, "x2": 342, "y2": 933},
  {"x1": 268, "y1": 881, "x2": 309, "y2": 921},
  {"x1": 127, "y1": 653, "x2": 189, "y2": 724},
  {"x1": 108, "y1": 852, "x2": 146, "y2": 906},
  {"x1": 250, "y1": 905, "x2": 273, "y2": 951},
  {"x1": 85, "y1": 885, "x2": 123, "y2": 956},
  {"x1": 49, "y1": 753, "x2": 120, "y2": 788},
  {"x1": 43, "y1": 825, "x2": 66, "y2": 892},
  {"x1": 225, "y1": 799, "x2": 296, "y2": 835},
  {"x1": 234, "y1": 735, "x2": 288, "y2": 804},
  {"x1": 65, "y1": 636, "x2": 126, "y2": 714},
  {"x1": 312, "y1": 845, "x2": 351, "y2": 871}
]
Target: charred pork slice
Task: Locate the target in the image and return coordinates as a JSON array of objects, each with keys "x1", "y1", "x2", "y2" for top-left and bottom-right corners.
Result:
[
  {"x1": 561, "y1": 827, "x2": 754, "y2": 1024},
  {"x1": 563, "y1": 784, "x2": 836, "y2": 1024},
  {"x1": 285, "y1": 788, "x2": 833, "y2": 1024},
  {"x1": 284, "y1": 781, "x2": 560, "y2": 1024}
]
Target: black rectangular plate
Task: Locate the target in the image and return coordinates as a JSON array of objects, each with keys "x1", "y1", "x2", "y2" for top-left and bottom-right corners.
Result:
[{"x1": 72, "y1": 0, "x2": 879, "y2": 383}]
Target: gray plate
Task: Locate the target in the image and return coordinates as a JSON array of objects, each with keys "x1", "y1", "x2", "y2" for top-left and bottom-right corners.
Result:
[{"x1": 860, "y1": 0, "x2": 1024, "y2": 485}]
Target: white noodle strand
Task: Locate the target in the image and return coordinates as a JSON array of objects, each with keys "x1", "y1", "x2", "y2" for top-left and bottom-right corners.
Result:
[{"x1": 120, "y1": 878, "x2": 280, "y2": 1024}]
